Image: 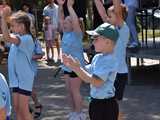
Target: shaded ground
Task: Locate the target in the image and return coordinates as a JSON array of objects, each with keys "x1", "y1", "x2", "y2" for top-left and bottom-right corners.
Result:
[{"x1": 0, "y1": 60, "x2": 160, "y2": 120}]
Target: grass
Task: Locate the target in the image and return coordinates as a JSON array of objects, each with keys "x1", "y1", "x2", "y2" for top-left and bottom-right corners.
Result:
[{"x1": 138, "y1": 29, "x2": 160, "y2": 40}]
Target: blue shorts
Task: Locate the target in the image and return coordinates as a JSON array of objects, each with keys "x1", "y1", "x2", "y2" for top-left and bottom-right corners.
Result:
[
  {"x1": 12, "y1": 87, "x2": 32, "y2": 96},
  {"x1": 114, "y1": 73, "x2": 128, "y2": 100},
  {"x1": 63, "y1": 71, "x2": 78, "y2": 78}
]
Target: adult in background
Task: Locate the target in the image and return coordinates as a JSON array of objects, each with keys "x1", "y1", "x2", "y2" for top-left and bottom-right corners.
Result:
[
  {"x1": 43, "y1": 0, "x2": 60, "y2": 62},
  {"x1": 124, "y1": 0, "x2": 140, "y2": 48}
]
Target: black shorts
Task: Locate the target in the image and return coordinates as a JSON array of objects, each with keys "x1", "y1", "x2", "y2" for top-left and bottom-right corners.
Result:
[
  {"x1": 63, "y1": 71, "x2": 78, "y2": 78},
  {"x1": 12, "y1": 87, "x2": 32, "y2": 96},
  {"x1": 89, "y1": 97, "x2": 119, "y2": 120},
  {"x1": 114, "y1": 73, "x2": 128, "y2": 100}
]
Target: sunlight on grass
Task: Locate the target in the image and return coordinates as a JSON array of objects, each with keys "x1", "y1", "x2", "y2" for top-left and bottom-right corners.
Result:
[{"x1": 138, "y1": 29, "x2": 160, "y2": 40}]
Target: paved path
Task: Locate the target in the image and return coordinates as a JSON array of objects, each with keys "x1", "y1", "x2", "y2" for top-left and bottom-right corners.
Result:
[{"x1": 0, "y1": 60, "x2": 160, "y2": 120}]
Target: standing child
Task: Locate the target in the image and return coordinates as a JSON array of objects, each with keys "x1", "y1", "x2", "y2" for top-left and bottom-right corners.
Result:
[
  {"x1": 94, "y1": 0, "x2": 129, "y2": 101},
  {"x1": 57, "y1": 0, "x2": 86, "y2": 119},
  {"x1": 0, "y1": 73, "x2": 11, "y2": 120},
  {"x1": 43, "y1": 16, "x2": 55, "y2": 61},
  {"x1": 0, "y1": 11, "x2": 35, "y2": 120},
  {"x1": 94, "y1": 0, "x2": 130, "y2": 119},
  {"x1": 63, "y1": 23, "x2": 119, "y2": 120},
  {"x1": 43, "y1": 0, "x2": 60, "y2": 61},
  {"x1": 31, "y1": 38, "x2": 44, "y2": 119}
]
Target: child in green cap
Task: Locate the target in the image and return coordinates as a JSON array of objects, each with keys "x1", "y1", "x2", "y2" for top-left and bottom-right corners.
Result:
[{"x1": 62, "y1": 22, "x2": 119, "y2": 120}]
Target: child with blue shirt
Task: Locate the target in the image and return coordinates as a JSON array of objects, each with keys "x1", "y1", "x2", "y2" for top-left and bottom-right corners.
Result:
[
  {"x1": 63, "y1": 23, "x2": 119, "y2": 120},
  {"x1": 31, "y1": 38, "x2": 44, "y2": 119},
  {"x1": 0, "y1": 11, "x2": 35, "y2": 120},
  {"x1": 57, "y1": 0, "x2": 86, "y2": 119},
  {"x1": 0, "y1": 73, "x2": 11, "y2": 120},
  {"x1": 94, "y1": 0, "x2": 130, "y2": 101}
]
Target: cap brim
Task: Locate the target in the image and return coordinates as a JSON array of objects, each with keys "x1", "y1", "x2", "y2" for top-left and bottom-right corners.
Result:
[{"x1": 86, "y1": 30, "x2": 99, "y2": 36}]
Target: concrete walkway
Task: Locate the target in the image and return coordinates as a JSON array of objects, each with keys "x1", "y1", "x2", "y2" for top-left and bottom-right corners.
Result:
[{"x1": 0, "y1": 60, "x2": 160, "y2": 120}]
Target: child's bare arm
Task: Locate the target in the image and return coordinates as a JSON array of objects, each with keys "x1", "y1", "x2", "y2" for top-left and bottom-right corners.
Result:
[
  {"x1": 0, "y1": 11, "x2": 20, "y2": 44},
  {"x1": 0, "y1": 108, "x2": 6, "y2": 120},
  {"x1": 57, "y1": 0, "x2": 65, "y2": 32},
  {"x1": 67, "y1": 0, "x2": 81, "y2": 33},
  {"x1": 94, "y1": 0, "x2": 109, "y2": 22},
  {"x1": 112, "y1": 0, "x2": 124, "y2": 26},
  {"x1": 62, "y1": 54, "x2": 104, "y2": 87}
]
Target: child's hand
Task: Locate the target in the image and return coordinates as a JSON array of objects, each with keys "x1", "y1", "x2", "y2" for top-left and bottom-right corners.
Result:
[
  {"x1": 67, "y1": 0, "x2": 74, "y2": 7},
  {"x1": 62, "y1": 53, "x2": 80, "y2": 71},
  {"x1": 57, "y1": 0, "x2": 65, "y2": 6}
]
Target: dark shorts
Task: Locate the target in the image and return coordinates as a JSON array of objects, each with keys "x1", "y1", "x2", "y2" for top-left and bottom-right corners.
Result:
[
  {"x1": 12, "y1": 87, "x2": 32, "y2": 96},
  {"x1": 89, "y1": 97, "x2": 119, "y2": 120},
  {"x1": 63, "y1": 71, "x2": 78, "y2": 78},
  {"x1": 114, "y1": 73, "x2": 128, "y2": 100}
]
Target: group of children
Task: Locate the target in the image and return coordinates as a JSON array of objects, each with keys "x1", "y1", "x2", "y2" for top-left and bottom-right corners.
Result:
[{"x1": 0, "y1": 0, "x2": 130, "y2": 120}]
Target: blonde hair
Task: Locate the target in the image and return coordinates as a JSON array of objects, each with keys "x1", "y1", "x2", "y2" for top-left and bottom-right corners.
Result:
[{"x1": 10, "y1": 11, "x2": 31, "y2": 34}]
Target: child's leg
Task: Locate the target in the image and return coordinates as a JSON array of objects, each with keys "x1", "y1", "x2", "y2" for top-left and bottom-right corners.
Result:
[
  {"x1": 55, "y1": 36, "x2": 60, "y2": 60},
  {"x1": 18, "y1": 93, "x2": 33, "y2": 120},
  {"x1": 69, "y1": 77, "x2": 82, "y2": 112},
  {"x1": 64, "y1": 75, "x2": 75, "y2": 111},
  {"x1": 31, "y1": 89, "x2": 41, "y2": 107},
  {"x1": 12, "y1": 92, "x2": 21, "y2": 120},
  {"x1": 48, "y1": 40, "x2": 54, "y2": 60},
  {"x1": 50, "y1": 46, "x2": 54, "y2": 60},
  {"x1": 45, "y1": 41, "x2": 50, "y2": 60}
]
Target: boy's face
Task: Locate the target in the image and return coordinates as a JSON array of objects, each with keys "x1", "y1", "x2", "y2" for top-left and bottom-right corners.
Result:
[{"x1": 92, "y1": 35, "x2": 115, "y2": 53}]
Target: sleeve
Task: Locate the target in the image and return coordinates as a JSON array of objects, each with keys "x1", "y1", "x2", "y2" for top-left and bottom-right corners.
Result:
[
  {"x1": 34, "y1": 39, "x2": 44, "y2": 55},
  {"x1": 93, "y1": 58, "x2": 117, "y2": 82},
  {"x1": 85, "y1": 64, "x2": 92, "y2": 74},
  {"x1": 0, "y1": 92, "x2": 5, "y2": 109},
  {"x1": 43, "y1": 8, "x2": 48, "y2": 16},
  {"x1": 17, "y1": 35, "x2": 33, "y2": 52}
]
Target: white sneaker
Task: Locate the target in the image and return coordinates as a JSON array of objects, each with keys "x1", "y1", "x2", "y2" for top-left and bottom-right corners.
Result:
[
  {"x1": 68, "y1": 112, "x2": 86, "y2": 120},
  {"x1": 68, "y1": 112, "x2": 78, "y2": 120},
  {"x1": 79, "y1": 112, "x2": 87, "y2": 120}
]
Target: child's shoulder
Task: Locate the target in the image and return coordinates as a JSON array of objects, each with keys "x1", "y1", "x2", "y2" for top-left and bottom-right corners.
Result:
[{"x1": 0, "y1": 73, "x2": 7, "y2": 86}]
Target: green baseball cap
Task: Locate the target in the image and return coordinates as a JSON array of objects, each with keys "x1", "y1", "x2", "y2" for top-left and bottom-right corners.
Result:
[{"x1": 86, "y1": 23, "x2": 119, "y2": 42}]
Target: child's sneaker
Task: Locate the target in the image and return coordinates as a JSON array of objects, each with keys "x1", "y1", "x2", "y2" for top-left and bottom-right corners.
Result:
[
  {"x1": 68, "y1": 112, "x2": 86, "y2": 120},
  {"x1": 79, "y1": 112, "x2": 87, "y2": 120}
]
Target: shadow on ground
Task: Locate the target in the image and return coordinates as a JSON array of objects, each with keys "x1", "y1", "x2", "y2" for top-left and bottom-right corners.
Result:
[{"x1": 0, "y1": 62, "x2": 160, "y2": 120}]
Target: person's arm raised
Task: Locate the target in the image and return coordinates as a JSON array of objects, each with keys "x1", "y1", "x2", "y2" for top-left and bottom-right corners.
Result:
[
  {"x1": 112, "y1": 0, "x2": 124, "y2": 26},
  {"x1": 0, "y1": 11, "x2": 20, "y2": 44},
  {"x1": 94, "y1": 0, "x2": 109, "y2": 22},
  {"x1": 57, "y1": 0, "x2": 65, "y2": 32},
  {"x1": 67, "y1": 0, "x2": 81, "y2": 33}
]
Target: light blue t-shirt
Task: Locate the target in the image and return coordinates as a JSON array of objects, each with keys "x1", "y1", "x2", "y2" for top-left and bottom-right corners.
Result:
[
  {"x1": 85, "y1": 53, "x2": 117, "y2": 99},
  {"x1": 114, "y1": 22, "x2": 130, "y2": 73},
  {"x1": 124, "y1": 0, "x2": 138, "y2": 8},
  {"x1": 8, "y1": 34, "x2": 35, "y2": 91},
  {"x1": 32, "y1": 39, "x2": 44, "y2": 75},
  {"x1": 61, "y1": 32, "x2": 85, "y2": 72},
  {"x1": 0, "y1": 73, "x2": 11, "y2": 117},
  {"x1": 43, "y1": 3, "x2": 59, "y2": 29}
]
